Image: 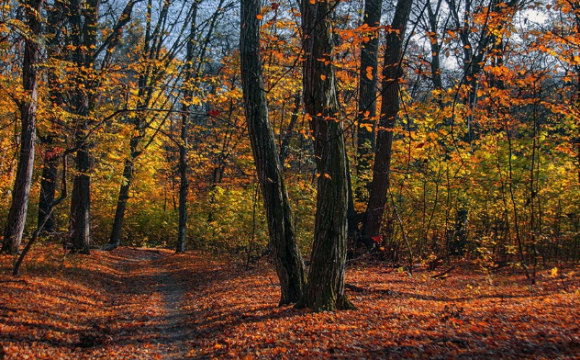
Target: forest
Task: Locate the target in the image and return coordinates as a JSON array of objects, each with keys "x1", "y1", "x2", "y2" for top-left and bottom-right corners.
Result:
[{"x1": 1, "y1": 0, "x2": 579, "y2": 358}]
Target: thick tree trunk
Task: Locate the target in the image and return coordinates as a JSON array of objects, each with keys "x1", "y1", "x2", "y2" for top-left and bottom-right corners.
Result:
[
  {"x1": 356, "y1": 0, "x2": 383, "y2": 178},
  {"x1": 297, "y1": 0, "x2": 354, "y2": 312},
  {"x1": 363, "y1": 0, "x2": 413, "y2": 240},
  {"x1": 1, "y1": 0, "x2": 43, "y2": 254},
  {"x1": 241, "y1": 0, "x2": 306, "y2": 305}
]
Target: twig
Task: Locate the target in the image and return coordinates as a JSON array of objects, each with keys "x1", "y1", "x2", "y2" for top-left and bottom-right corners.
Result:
[
  {"x1": 345, "y1": 283, "x2": 395, "y2": 295},
  {"x1": 345, "y1": 283, "x2": 365, "y2": 292},
  {"x1": 0, "y1": 279, "x2": 28, "y2": 284},
  {"x1": 432, "y1": 266, "x2": 456, "y2": 279}
]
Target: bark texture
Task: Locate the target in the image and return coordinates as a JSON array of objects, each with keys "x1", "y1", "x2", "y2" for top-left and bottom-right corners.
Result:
[
  {"x1": 38, "y1": 0, "x2": 66, "y2": 234},
  {"x1": 1, "y1": 0, "x2": 44, "y2": 254},
  {"x1": 38, "y1": 144, "x2": 58, "y2": 233},
  {"x1": 241, "y1": 0, "x2": 306, "y2": 305},
  {"x1": 68, "y1": 0, "x2": 100, "y2": 254},
  {"x1": 356, "y1": 0, "x2": 383, "y2": 177},
  {"x1": 109, "y1": 155, "x2": 136, "y2": 248},
  {"x1": 297, "y1": 0, "x2": 354, "y2": 311},
  {"x1": 364, "y1": 0, "x2": 413, "y2": 240}
]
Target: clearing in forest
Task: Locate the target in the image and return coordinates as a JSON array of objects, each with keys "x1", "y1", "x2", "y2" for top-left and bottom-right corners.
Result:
[{"x1": 1, "y1": 245, "x2": 579, "y2": 359}]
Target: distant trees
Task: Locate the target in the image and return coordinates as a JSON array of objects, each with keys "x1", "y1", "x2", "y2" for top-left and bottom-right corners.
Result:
[
  {"x1": 1, "y1": 0, "x2": 580, "y2": 304},
  {"x1": 363, "y1": 0, "x2": 414, "y2": 243}
]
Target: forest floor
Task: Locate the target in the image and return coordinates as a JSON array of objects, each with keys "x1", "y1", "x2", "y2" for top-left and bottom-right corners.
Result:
[{"x1": 1, "y1": 244, "x2": 579, "y2": 359}]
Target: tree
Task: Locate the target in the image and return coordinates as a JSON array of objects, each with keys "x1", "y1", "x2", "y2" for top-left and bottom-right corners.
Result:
[
  {"x1": 240, "y1": 0, "x2": 306, "y2": 305},
  {"x1": 297, "y1": 0, "x2": 354, "y2": 312},
  {"x1": 66, "y1": 0, "x2": 100, "y2": 254},
  {"x1": 67, "y1": 0, "x2": 140, "y2": 253},
  {"x1": 38, "y1": 0, "x2": 66, "y2": 234},
  {"x1": 363, "y1": 0, "x2": 414, "y2": 242},
  {"x1": 107, "y1": 0, "x2": 171, "y2": 249},
  {"x1": 356, "y1": 0, "x2": 382, "y2": 178},
  {"x1": 1, "y1": 0, "x2": 44, "y2": 254}
]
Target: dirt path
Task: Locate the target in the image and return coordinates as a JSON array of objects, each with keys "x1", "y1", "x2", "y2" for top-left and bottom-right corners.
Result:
[
  {"x1": 105, "y1": 248, "x2": 192, "y2": 359},
  {"x1": 152, "y1": 262, "x2": 190, "y2": 358}
]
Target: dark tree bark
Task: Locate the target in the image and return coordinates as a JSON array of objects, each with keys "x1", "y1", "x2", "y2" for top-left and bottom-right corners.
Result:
[
  {"x1": 38, "y1": 142, "x2": 59, "y2": 233},
  {"x1": 240, "y1": 0, "x2": 306, "y2": 305},
  {"x1": 426, "y1": 0, "x2": 444, "y2": 92},
  {"x1": 176, "y1": 123, "x2": 188, "y2": 253},
  {"x1": 1, "y1": 0, "x2": 44, "y2": 254},
  {"x1": 70, "y1": 141, "x2": 91, "y2": 254},
  {"x1": 38, "y1": 0, "x2": 66, "y2": 234},
  {"x1": 176, "y1": 1, "x2": 199, "y2": 254},
  {"x1": 297, "y1": 0, "x2": 354, "y2": 312},
  {"x1": 108, "y1": 152, "x2": 136, "y2": 248},
  {"x1": 68, "y1": 0, "x2": 100, "y2": 254},
  {"x1": 356, "y1": 0, "x2": 383, "y2": 177},
  {"x1": 363, "y1": 0, "x2": 414, "y2": 241}
]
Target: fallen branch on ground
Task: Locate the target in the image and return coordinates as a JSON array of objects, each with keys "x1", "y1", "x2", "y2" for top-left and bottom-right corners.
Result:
[
  {"x1": 346, "y1": 283, "x2": 394, "y2": 295},
  {"x1": 432, "y1": 266, "x2": 456, "y2": 279},
  {"x1": 0, "y1": 279, "x2": 28, "y2": 284}
]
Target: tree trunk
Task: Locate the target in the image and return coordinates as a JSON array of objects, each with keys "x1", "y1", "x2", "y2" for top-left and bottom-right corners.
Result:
[
  {"x1": 38, "y1": 0, "x2": 65, "y2": 234},
  {"x1": 108, "y1": 157, "x2": 135, "y2": 248},
  {"x1": 297, "y1": 0, "x2": 354, "y2": 312},
  {"x1": 38, "y1": 142, "x2": 58, "y2": 233},
  {"x1": 240, "y1": 0, "x2": 306, "y2": 305},
  {"x1": 356, "y1": 0, "x2": 383, "y2": 178},
  {"x1": 426, "y1": 0, "x2": 444, "y2": 91},
  {"x1": 175, "y1": 1, "x2": 201, "y2": 254},
  {"x1": 176, "y1": 137, "x2": 188, "y2": 253},
  {"x1": 70, "y1": 141, "x2": 91, "y2": 254},
  {"x1": 363, "y1": 0, "x2": 413, "y2": 240},
  {"x1": 68, "y1": 0, "x2": 100, "y2": 255},
  {"x1": 1, "y1": 0, "x2": 43, "y2": 254}
]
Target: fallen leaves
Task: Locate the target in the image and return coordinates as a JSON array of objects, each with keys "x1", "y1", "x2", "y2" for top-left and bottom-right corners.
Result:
[{"x1": 1, "y1": 245, "x2": 579, "y2": 359}]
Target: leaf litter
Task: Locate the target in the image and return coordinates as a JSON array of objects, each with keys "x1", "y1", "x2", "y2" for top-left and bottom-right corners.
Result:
[{"x1": 1, "y1": 244, "x2": 579, "y2": 359}]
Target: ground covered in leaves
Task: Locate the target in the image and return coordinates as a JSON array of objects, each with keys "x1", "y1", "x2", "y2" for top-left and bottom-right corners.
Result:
[{"x1": 1, "y1": 244, "x2": 579, "y2": 359}]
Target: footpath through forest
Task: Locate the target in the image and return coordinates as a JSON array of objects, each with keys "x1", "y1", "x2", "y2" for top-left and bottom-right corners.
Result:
[{"x1": 1, "y1": 245, "x2": 580, "y2": 359}]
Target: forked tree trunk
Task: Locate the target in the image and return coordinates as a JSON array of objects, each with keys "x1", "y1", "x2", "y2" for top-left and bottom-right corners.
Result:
[
  {"x1": 363, "y1": 0, "x2": 413, "y2": 241},
  {"x1": 1, "y1": 0, "x2": 44, "y2": 254},
  {"x1": 297, "y1": 0, "x2": 354, "y2": 312},
  {"x1": 240, "y1": 0, "x2": 306, "y2": 305}
]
